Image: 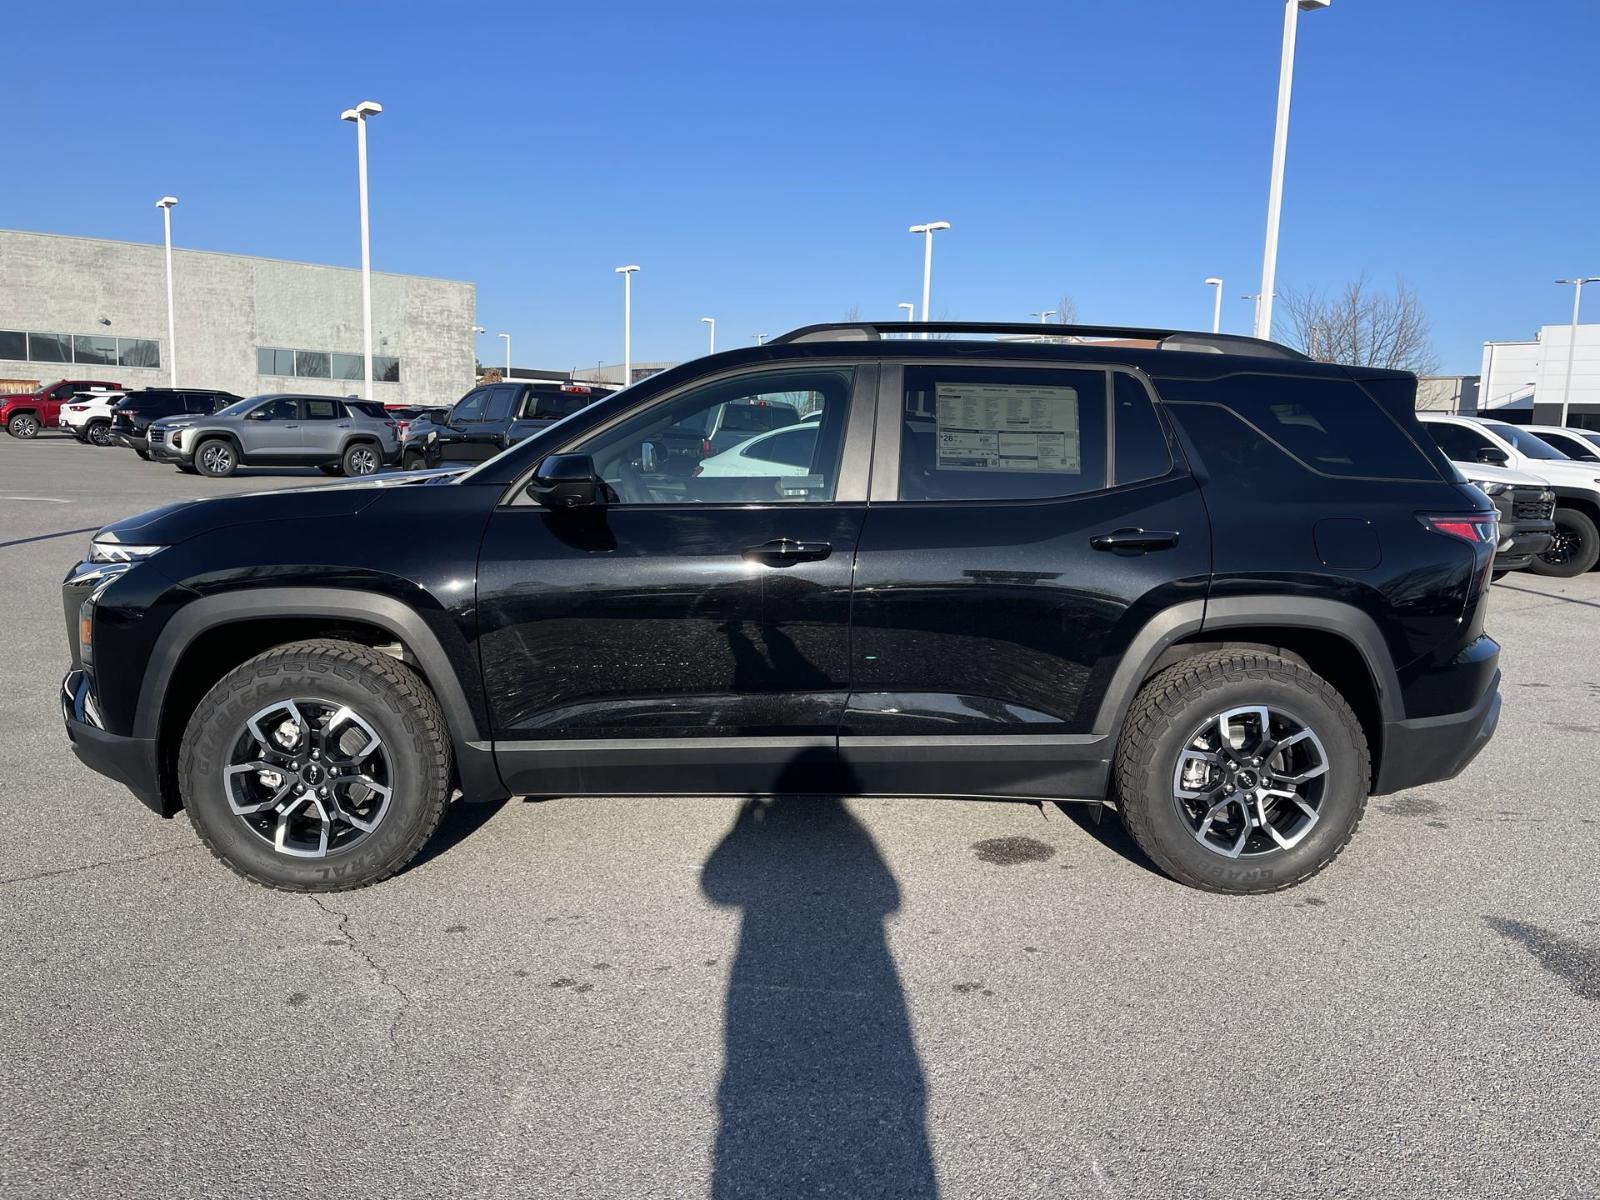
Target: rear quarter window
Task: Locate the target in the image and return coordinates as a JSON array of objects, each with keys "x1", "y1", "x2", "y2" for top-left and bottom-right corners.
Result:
[{"x1": 1170, "y1": 374, "x2": 1439, "y2": 481}]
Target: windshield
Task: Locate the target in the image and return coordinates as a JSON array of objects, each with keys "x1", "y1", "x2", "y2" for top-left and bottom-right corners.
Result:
[
  {"x1": 213, "y1": 396, "x2": 265, "y2": 418},
  {"x1": 1483, "y1": 422, "x2": 1569, "y2": 461}
]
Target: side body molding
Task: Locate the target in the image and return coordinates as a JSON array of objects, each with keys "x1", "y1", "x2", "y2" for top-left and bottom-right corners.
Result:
[{"x1": 135, "y1": 587, "x2": 507, "y2": 801}]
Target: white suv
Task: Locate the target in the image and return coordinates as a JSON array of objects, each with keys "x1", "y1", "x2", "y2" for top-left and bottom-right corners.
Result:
[
  {"x1": 59, "y1": 391, "x2": 126, "y2": 447},
  {"x1": 1418, "y1": 413, "x2": 1600, "y2": 576}
]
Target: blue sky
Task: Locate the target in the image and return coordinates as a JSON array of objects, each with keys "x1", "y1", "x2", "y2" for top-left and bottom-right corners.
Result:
[{"x1": 10, "y1": 1, "x2": 1598, "y2": 374}]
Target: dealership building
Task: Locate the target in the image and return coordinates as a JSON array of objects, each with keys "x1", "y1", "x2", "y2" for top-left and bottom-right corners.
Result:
[
  {"x1": 0, "y1": 229, "x2": 476, "y2": 409},
  {"x1": 1479, "y1": 322, "x2": 1600, "y2": 428}
]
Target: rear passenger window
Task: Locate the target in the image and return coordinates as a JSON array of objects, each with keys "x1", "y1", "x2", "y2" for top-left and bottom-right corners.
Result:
[
  {"x1": 304, "y1": 399, "x2": 339, "y2": 420},
  {"x1": 482, "y1": 386, "x2": 516, "y2": 422},
  {"x1": 1113, "y1": 373, "x2": 1171, "y2": 485},
  {"x1": 898, "y1": 366, "x2": 1107, "y2": 502},
  {"x1": 1215, "y1": 375, "x2": 1436, "y2": 480}
]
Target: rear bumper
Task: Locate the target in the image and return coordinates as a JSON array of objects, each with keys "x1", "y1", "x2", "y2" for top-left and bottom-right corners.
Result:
[
  {"x1": 1373, "y1": 668, "x2": 1501, "y2": 796},
  {"x1": 61, "y1": 670, "x2": 171, "y2": 816},
  {"x1": 113, "y1": 432, "x2": 148, "y2": 453}
]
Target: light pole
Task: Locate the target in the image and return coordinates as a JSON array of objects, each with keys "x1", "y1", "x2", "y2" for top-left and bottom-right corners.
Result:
[
  {"x1": 1556, "y1": 277, "x2": 1599, "y2": 426},
  {"x1": 1204, "y1": 277, "x2": 1224, "y2": 333},
  {"x1": 897, "y1": 302, "x2": 915, "y2": 334},
  {"x1": 340, "y1": 100, "x2": 383, "y2": 399},
  {"x1": 753, "y1": 333, "x2": 766, "y2": 346},
  {"x1": 700, "y1": 316, "x2": 716, "y2": 355},
  {"x1": 497, "y1": 332, "x2": 511, "y2": 376},
  {"x1": 1255, "y1": 1, "x2": 1330, "y2": 339},
  {"x1": 615, "y1": 265, "x2": 639, "y2": 385},
  {"x1": 909, "y1": 221, "x2": 950, "y2": 339},
  {"x1": 155, "y1": 197, "x2": 178, "y2": 386},
  {"x1": 1031, "y1": 310, "x2": 1056, "y2": 324}
]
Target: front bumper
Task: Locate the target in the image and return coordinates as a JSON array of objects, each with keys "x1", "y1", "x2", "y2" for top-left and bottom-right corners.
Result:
[
  {"x1": 1373, "y1": 669, "x2": 1502, "y2": 796},
  {"x1": 1494, "y1": 525, "x2": 1556, "y2": 571},
  {"x1": 61, "y1": 670, "x2": 170, "y2": 816},
  {"x1": 147, "y1": 435, "x2": 188, "y2": 463}
]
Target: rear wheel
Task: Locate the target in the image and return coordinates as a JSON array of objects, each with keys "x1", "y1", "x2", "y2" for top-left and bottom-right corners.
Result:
[
  {"x1": 85, "y1": 420, "x2": 113, "y2": 447},
  {"x1": 1114, "y1": 650, "x2": 1369, "y2": 894},
  {"x1": 401, "y1": 449, "x2": 427, "y2": 471},
  {"x1": 178, "y1": 640, "x2": 452, "y2": 891},
  {"x1": 194, "y1": 438, "x2": 237, "y2": 477},
  {"x1": 341, "y1": 442, "x2": 381, "y2": 476},
  {"x1": 1529, "y1": 507, "x2": 1599, "y2": 577},
  {"x1": 8, "y1": 413, "x2": 39, "y2": 439}
]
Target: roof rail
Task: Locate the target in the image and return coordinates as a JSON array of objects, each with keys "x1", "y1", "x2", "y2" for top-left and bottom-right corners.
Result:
[{"x1": 767, "y1": 321, "x2": 1309, "y2": 361}]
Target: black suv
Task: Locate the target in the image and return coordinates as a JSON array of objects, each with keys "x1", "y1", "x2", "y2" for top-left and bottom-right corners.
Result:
[
  {"x1": 402, "y1": 380, "x2": 609, "y2": 468},
  {"x1": 109, "y1": 389, "x2": 242, "y2": 458},
  {"x1": 61, "y1": 322, "x2": 1502, "y2": 895}
]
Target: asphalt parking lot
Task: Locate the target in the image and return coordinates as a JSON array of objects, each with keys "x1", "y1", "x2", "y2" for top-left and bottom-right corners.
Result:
[{"x1": 3, "y1": 431, "x2": 1598, "y2": 1200}]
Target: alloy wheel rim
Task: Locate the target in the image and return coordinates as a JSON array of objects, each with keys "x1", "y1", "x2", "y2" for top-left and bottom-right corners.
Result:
[
  {"x1": 15, "y1": 416, "x2": 37, "y2": 436},
  {"x1": 202, "y1": 444, "x2": 232, "y2": 473},
  {"x1": 89, "y1": 424, "x2": 111, "y2": 445},
  {"x1": 350, "y1": 447, "x2": 377, "y2": 474},
  {"x1": 224, "y1": 698, "x2": 394, "y2": 858},
  {"x1": 1171, "y1": 705, "x2": 1330, "y2": 859},
  {"x1": 1541, "y1": 527, "x2": 1580, "y2": 566}
]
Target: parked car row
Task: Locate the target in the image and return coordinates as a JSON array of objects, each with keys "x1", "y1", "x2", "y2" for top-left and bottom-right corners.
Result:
[{"x1": 398, "y1": 380, "x2": 612, "y2": 469}]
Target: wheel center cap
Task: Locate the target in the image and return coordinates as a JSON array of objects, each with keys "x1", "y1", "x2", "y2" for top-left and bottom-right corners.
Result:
[
  {"x1": 1236, "y1": 769, "x2": 1260, "y2": 790},
  {"x1": 300, "y1": 762, "x2": 326, "y2": 787}
]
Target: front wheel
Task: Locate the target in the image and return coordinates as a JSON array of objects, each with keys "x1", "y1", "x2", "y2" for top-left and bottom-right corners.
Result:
[
  {"x1": 194, "y1": 438, "x2": 237, "y2": 477},
  {"x1": 178, "y1": 639, "x2": 452, "y2": 891},
  {"x1": 8, "y1": 413, "x2": 39, "y2": 439},
  {"x1": 1114, "y1": 650, "x2": 1370, "y2": 894},
  {"x1": 1529, "y1": 507, "x2": 1599, "y2": 577}
]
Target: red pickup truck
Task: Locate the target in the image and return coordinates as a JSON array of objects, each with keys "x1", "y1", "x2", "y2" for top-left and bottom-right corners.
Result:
[{"x1": 1, "y1": 379, "x2": 124, "y2": 438}]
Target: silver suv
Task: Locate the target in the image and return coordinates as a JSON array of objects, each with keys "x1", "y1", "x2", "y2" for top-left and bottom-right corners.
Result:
[{"x1": 148, "y1": 393, "x2": 400, "y2": 478}]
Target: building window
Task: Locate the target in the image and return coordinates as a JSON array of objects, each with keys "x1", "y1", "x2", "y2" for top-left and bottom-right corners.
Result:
[
  {"x1": 0, "y1": 329, "x2": 160, "y2": 368},
  {"x1": 257, "y1": 346, "x2": 400, "y2": 383}
]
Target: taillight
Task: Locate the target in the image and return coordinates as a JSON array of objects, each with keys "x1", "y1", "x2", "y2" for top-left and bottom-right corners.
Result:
[
  {"x1": 702, "y1": 439, "x2": 713, "y2": 458},
  {"x1": 1420, "y1": 514, "x2": 1498, "y2": 544}
]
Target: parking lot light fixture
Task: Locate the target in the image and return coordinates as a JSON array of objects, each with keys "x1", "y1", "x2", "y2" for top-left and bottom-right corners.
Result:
[
  {"x1": 1032, "y1": 310, "x2": 1056, "y2": 324},
  {"x1": 155, "y1": 196, "x2": 178, "y2": 386},
  {"x1": 340, "y1": 100, "x2": 382, "y2": 400},
  {"x1": 700, "y1": 316, "x2": 716, "y2": 355},
  {"x1": 1556, "y1": 277, "x2": 1600, "y2": 426},
  {"x1": 753, "y1": 333, "x2": 766, "y2": 346},
  {"x1": 896, "y1": 301, "x2": 915, "y2": 329},
  {"x1": 615, "y1": 266, "x2": 640, "y2": 385},
  {"x1": 497, "y1": 332, "x2": 511, "y2": 376},
  {"x1": 1255, "y1": 1, "x2": 1330, "y2": 339},
  {"x1": 909, "y1": 221, "x2": 950, "y2": 339},
  {"x1": 1205, "y1": 277, "x2": 1225, "y2": 333}
]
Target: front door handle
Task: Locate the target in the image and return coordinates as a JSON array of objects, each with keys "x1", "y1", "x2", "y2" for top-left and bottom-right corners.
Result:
[
  {"x1": 1090, "y1": 528, "x2": 1180, "y2": 554},
  {"x1": 742, "y1": 538, "x2": 833, "y2": 566}
]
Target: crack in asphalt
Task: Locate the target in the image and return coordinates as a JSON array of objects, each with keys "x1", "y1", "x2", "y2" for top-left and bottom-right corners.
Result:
[
  {"x1": 0, "y1": 844, "x2": 198, "y2": 886},
  {"x1": 309, "y1": 894, "x2": 414, "y2": 1048}
]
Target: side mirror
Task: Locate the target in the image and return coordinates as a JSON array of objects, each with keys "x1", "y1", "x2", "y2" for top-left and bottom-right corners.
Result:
[
  {"x1": 529, "y1": 454, "x2": 604, "y2": 510},
  {"x1": 1475, "y1": 446, "x2": 1508, "y2": 465}
]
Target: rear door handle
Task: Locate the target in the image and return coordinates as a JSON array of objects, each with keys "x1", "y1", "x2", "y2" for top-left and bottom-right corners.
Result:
[
  {"x1": 742, "y1": 538, "x2": 833, "y2": 566},
  {"x1": 1090, "y1": 528, "x2": 1180, "y2": 554}
]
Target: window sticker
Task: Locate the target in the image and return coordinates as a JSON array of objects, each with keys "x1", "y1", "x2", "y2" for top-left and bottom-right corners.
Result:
[{"x1": 934, "y1": 383, "x2": 1080, "y2": 472}]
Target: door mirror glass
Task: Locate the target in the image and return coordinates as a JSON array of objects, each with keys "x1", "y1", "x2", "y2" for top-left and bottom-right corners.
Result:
[
  {"x1": 529, "y1": 454, "x2": 605, "y2": 510},
  {"x1": 1475, "y1": 446, "x2": 1508, "y2": 465}
]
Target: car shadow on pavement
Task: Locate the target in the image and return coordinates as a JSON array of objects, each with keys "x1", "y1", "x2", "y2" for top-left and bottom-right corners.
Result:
[
  {"x1": 1493, "y1": 581, "x2": 1600, "y2": 610},
  {"x1": 410, "y1": 797, "x2": 509, "y2": 871},
  {"x1": 1054, "y1": 801, "x2": 1165, "y2": 879},
  {"x1": 700, "y1": 752, "x2": 938, "y2": 1199}
]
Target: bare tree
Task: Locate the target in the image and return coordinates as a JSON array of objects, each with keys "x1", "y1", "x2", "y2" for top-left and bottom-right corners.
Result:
[
  {"x1": 843, "y1": 304, "x2": 861, "y2": 322},
  {"x1": 1053, "y1": 295, "x2": 1080, "y2": 326},
  {"x1": 1277, "y1": 276, "x2": 1439, "y2": 375}
]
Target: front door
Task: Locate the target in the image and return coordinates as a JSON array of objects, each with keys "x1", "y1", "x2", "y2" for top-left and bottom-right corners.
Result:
[
  {"x1": 477, "y1": 363, "x2": 874, "y2": 796},
  {"x1": 242, "y1": 396, "x2": 305, "y2": 459},
  {"x1": 433, "y1": 388, "x2": 491, "y2": 464},
  {"x1": 843, "y1": 362, "x2": 1212, "y2": 799}
]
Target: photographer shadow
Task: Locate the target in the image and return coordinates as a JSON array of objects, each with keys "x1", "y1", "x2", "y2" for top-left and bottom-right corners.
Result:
[{"x1": 700, "y1": 752, "x2": 937, "y2": 1199}]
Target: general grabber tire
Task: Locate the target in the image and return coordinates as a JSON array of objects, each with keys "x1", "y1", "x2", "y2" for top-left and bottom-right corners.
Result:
[
  {"x1": 178, "y1": 639, "x2": 452, "y2": 892},
  {"x1": 1114, "y1": 650, "x2": 1370, "y2": 895},
  {"x1": 1529, "y1": 507, "x2": 1600, "y2": 578}
]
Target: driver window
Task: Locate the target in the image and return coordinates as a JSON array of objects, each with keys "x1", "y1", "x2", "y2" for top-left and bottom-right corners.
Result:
[
  {"x1": 452, "y1": 390, "x2": 487, "y2": 423},
  {"x1": 249, "y1": 398, "x2": 299, "y2": 421},
  {"x1": 577, "y1": 368, "x2": 853, "y2": 505}
]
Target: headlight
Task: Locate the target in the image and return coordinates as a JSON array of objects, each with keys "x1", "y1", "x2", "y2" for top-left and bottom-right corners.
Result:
[
  {"x1": 89, "y1": 541, "x2": 165, "y2": 564},
  {"x1": 1479, "y1": 481, "x2": 1510, "y2": 496}
]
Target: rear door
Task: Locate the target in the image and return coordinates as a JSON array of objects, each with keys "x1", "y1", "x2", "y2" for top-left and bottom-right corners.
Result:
[
  {"x1": 843, "y1": 361, "x2": 1211, "y2": 799},
  {"x1": 301, "y1": 396, "x2": 346, "y2": 457},
  {"x1": 476, "y1": 363, "x2": 874, "y2": 797}
]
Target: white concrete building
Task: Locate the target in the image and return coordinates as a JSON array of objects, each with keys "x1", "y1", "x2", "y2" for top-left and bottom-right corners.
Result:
[
  {"x1": 0, "y1": 230, "x2": 476, "y2": 408},
  {"x1": 1480, "y1": 323, "x2": 1600, "y2": 427}
]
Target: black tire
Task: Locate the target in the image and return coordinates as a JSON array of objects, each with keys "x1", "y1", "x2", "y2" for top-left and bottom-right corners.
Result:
[
  {"x1": 1114, "y1": 650, "x2": 1369, "y2": 894},
  {"x1": 178, "y1": 639, "x2": 452, "y2": 892},
  {"x1": 135, "y1": 447, "x2": 151, "y2": 461},
  {"x1": 85, "y1": 420, "x2": 114, "y2": 447},
  {"x1": 8, "y1": 412, "x2": 39, "y2": 439},
  {"x1": 175, "y1": 464, "x2": 199, "y2": 474},
  {"x1": 194, "y1": 437, "x2": 237, "y2": 477},
  {"x1": 401, "y1": 449, "x2": 426, "y2": 471},
  {"x1": 341, "y1": 441, "x2": 381, "y2": 477},
  {"x1": 317, "y1": 464, "x2": 343, "y2": 476},
  {"x1": 1528, "y1": 507, "x2": 1599, "y2": 578}
]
